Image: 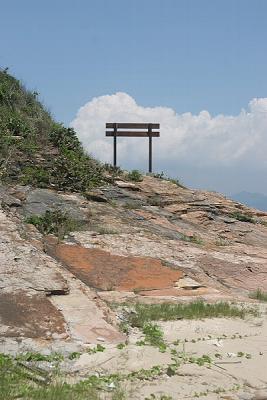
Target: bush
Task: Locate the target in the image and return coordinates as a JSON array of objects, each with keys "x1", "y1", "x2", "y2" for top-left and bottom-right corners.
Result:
[
  {"x1": 127, "y1": 169, "x2": 143, "y2": 182},
  {"x1": 0, "y1": 69, "x2": 105, "y2": 192},
  {"x1": 249, "y1": 289, "x2": 267, "y2": 302},
  {"x1": 21, "y1": 166, "x2": 50, "y2": 187},
  {"x1": 231, "y1": 212, "x2": 255, "y2": 223},
  {"x1": 26, "y1": 209, "x2": 83, "y2": 239}
]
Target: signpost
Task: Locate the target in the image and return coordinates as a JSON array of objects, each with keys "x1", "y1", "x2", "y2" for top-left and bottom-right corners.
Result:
[{"x1": 105, "y1": 123, "x2": 160, "y2": 173}]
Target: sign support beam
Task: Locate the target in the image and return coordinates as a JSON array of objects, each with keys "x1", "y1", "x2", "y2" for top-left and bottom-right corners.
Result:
[{"x1": 105, "y1": 123, "x2": 160, "y2": 172}]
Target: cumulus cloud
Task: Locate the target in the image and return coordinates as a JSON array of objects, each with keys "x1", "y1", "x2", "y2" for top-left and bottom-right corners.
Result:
[{"x1": 71, "y1": 93, "x2": 267, "y2": 174}]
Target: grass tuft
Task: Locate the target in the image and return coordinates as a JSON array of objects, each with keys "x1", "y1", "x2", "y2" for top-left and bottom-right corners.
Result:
[
  {"x1": 230, "y1": 212, "x2": 255, "y2": 223},
  {"x1": 249, "y1": 288, "x2": 267, "y2": 302},
  {"x1": 127, "y1": 301, "x2": 258, "y2": 328}
]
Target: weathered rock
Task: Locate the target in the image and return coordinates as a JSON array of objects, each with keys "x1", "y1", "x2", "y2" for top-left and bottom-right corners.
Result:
[
  {"x1": 252, "y1": 391, "x2": 267, "y2": 400},
  {"x1": 85, "y1": 189, "x2": 108, "y2": 202},
  {"x1": 20, "y1": 188, "x2": 88, "y2": 222},
  {"x1": 0, "y1": 291, "x2": 66, "y2": 338},
  {"x1": 47, "y1": 244, "x2": 184, "y2": 292},
  {"x1": 174, "y1": 276, "x2": 204, "y2": 290},
  {"x1": 115, "y1": 180, "x2": 140, "y2": 191}
]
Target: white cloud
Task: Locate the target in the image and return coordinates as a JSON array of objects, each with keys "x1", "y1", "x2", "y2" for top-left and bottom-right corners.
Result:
[{"x1": 71, "y1": 93, "x2": 267, "y2": 172}]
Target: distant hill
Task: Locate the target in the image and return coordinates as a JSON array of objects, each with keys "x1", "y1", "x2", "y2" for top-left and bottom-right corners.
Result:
[{"x1": 231, "y1": 191, "x2": 267, "y2": 212}]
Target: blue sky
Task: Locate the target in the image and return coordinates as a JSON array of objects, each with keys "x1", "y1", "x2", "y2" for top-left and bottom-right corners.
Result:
[
  {"x1": 1, "y1": 0, "x2": 267, "y2": 123},
  {"x1": 1, "y1": 0, "x2": 267, "y2": 195}
]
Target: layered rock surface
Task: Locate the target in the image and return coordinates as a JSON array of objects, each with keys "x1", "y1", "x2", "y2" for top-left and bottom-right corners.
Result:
[{"x1": 1, "y1": 176, "x2": 267, "y2": 398}]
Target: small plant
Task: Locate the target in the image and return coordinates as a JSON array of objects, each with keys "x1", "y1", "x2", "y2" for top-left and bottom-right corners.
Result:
[
  {"x1": 16, "y1": 351, "x2": 64, "y2": 362},
  {"x1": 116, "y1": 343, "x2": 126, "y2": 350},
  {"x1": 95, "y1": 226, "x2": 118, "y2": 235},
  {"x1": 104, "y1": 163, "x2": 123, "y2": 176},
  {"x1": 25, "y1": 209, "x2": 83, "y2": 239},
  {"x1": 231, "y1": 212, "x2": 255, "y2": 223},
  {"x1": 249, "y1": 288, "x2": 267, "y2": 302},
  {"x1": 142, "y1": 323, "x2": 167, "y2": 352},
  {"x1": 68, "y1": 352, "x2": 81, "y2": 360},
  {"x1": 148, "y1": 172, "x2": 185, "y2": 188},
  {"x1": 181, "y1": 233, "x2": 203, "y2": 245},
  {"x1": 87, "y1": 344, "x2": 106, "y2": 354},
  {"x1": 123, "y1": 201, "x2": 142, "y2": 209},
  {"x1": 147, "y1": 196, "x2": 164, "y2": 207},
  {"x1": 126, "y1": 169, "x2": 143, "y2": 182},
  {"x1": 215, "y1": 237, "x2": 230, "y2": 246}
]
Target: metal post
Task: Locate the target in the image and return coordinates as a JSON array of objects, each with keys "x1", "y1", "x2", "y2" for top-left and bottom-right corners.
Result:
[
  {"x1": 113, "y1": 123, "x2": 117, "y2": 167},
  {"x1": 148, "y1": 124, "x2": 152, "y2": 173}
]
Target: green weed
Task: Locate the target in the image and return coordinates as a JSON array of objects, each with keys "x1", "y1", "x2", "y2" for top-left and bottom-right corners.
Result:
[
  {"x1": 87, "y1": 344, "x2": 106, "y2": 354},
  {"x1": 142, "y1": 323, "x2": 167, "y2": 352},
  {"x1": 249, "y1": 288, "x2": 267, "y2": 302},
  {"x1": 126, "y1": 169, "x2": 143, "y2": 182},
  {"x1": 25, "y1": 209, "x2": 83, "y2": 239}
]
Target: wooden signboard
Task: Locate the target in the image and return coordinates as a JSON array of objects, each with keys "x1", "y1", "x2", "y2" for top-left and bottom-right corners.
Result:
[{"x1": 105, "y1": 123, "x2": 160, "y2": 173}]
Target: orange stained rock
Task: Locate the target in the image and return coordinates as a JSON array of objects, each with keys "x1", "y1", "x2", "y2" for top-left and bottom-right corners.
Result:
[{"x1": 53, "y1": 244, "x2": 183, "y2": 292}]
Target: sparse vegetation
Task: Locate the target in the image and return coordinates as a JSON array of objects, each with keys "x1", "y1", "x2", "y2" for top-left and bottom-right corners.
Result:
[
  {"x1": 25, "y1": 209, "x2": 84, "y2": 239},
  {"x1": 104, "y1": 163, "x2": 123, "y2": 176},
  {"x1": 87, "y1": 344, "x2": 106, "y2": 354},
  {"x1": 147, "y1": 196, "x2": 164, "y2": 207},
  {"x1": 148, "y1": 172, "x2": 185, "y2": 188},
  {"x1": 0, "y1": 69, "x2": 105, "y2": 191},
  {"x1": 145, "y1": 395, "x2": 173, "y2": 400},
  {"x1": 249, "y1": 288, "x2": 267, "y2": 302},
  {"x1": 126, "y1": 301, "x2": 258, "y2": 328},
  {"x1": 16, "y1": 352, "x2": 64, "y2": 363},
  {"x1": 215, "y1": 237, "x2": 230, "y2": 246},
  {"x1": 126, "y1": 169, "x2": 143, "y2": 182},
  {"x1": 123, "y1": 201, "x2": 142, "y2": 209},
  {"x1": 140, "y1": 323, "x2": 167, "y2": 352},
  {"x1": 95, "y1": 226, "x2": 118, "y2": 235},
  {"x1": 231, "y1": 212, "x2": 255, "y2": 223},
  {"x1": 180, "y1": 233, "x2": 203, "y2": 245}
]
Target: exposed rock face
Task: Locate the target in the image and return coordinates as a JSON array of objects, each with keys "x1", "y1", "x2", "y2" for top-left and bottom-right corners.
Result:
[
  {"x1": 0, "y1": 209, "x2": 69, "y2": 295},
  {"x1": 1, "y1": 175, "x2": 267, "y2": 348},
  {"x1": 48, "y1": 244, "x2": 183, "y2": 291},
  {"x1": 0, "y1": 205, "x2": 123, "y2": 347}
]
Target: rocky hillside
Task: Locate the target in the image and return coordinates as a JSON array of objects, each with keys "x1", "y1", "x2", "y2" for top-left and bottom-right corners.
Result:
[{"x1": 1, "y1": 72, "x2": 267, "y2": 400}]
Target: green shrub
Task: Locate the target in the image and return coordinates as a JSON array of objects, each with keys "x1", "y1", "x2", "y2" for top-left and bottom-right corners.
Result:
[
  {"x1": 21, "y1": 166, "x2": 50, "y2": 187},
  {"x1": 25, "y1": 209, "x2": 83, "y2": 239},
  {"x1": 127, "y1": 169, "x2": 143, "y2": 182},
  {"x1": 231, "y1": 212, "x2": 255, "y2": 223},
  {"x1": 249, "y1": 288, "x2": 267, "y2": 302},
  {"x1": 0, "y1": 70, "x2": 105, "y2": 191}
]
